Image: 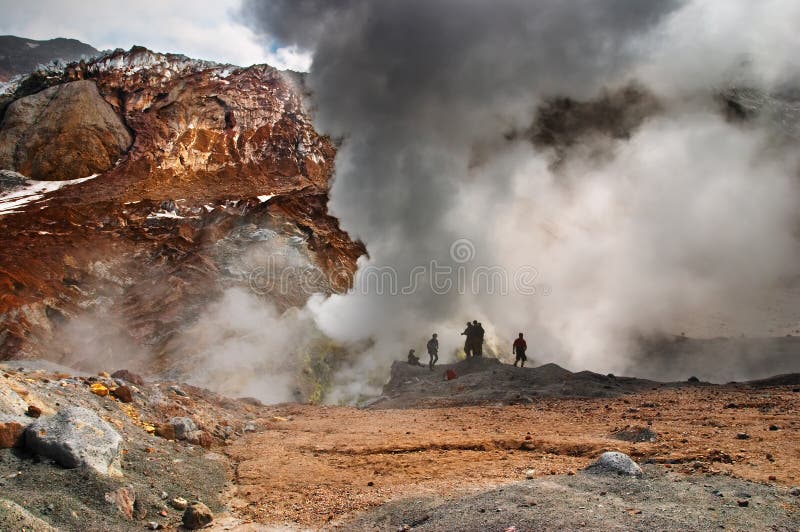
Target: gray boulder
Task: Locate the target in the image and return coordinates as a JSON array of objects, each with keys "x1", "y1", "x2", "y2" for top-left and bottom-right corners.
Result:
[
  {"x1": 584, "y1": 451, "x2": 643, "y2": 477},
  {"x1": 169, "y1": 417, "x2": 197, "y2": 440},
  {"x1": 24, "y1": 407, "x2": 123, "y2": 476}
]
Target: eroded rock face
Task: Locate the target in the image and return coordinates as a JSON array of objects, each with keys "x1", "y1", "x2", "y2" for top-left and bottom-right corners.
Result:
[
  {"x1": 0, "y1": 80, "x2": 132, "y2": 180},
  {"x1": 0, "y1": 48, "x2": 365, "y2": 366}
]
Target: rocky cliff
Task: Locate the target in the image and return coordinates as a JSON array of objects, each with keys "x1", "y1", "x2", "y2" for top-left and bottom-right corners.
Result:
[{"x1": 0, "y1": 47, "x2": 364, "y2": 383}]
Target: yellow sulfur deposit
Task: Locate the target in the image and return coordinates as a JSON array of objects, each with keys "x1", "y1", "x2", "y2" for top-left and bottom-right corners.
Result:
[{"x1": 89, "y1": 383, "x2": 109, "y2": 397}]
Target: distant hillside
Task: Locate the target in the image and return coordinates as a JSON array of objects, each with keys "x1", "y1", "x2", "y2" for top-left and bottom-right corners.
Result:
[{"x1": 0, "y1": 35, "x2": 98, "y2": 81}]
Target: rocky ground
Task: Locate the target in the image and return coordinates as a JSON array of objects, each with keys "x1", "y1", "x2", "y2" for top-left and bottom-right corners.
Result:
[{"x1": 1, "y1": 357, "x2": 799, "y2": 531}]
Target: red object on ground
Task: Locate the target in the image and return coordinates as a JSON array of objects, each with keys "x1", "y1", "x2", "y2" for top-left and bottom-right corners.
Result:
[{"x1": 445, "y1": 369, "x2": 457, "y2": 380}]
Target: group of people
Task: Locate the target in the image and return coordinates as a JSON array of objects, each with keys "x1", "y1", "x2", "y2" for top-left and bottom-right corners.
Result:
[
  {"x1": 461, "y1": 320, "x2": 485, "y2": 357},
  {"x1": 407, "y1": 326, "x2": 529, "y2": 369}
]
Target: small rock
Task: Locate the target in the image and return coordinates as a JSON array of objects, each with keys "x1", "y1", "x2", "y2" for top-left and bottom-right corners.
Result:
[
  {"x1": 171, "y1": 497, "x2": 188, "y2": 510},
  {"x1": 687, "y1": 376, "x2": 700, "y2": 383},
  {"x1": 89, "y1": 383, "x2": 109, "y2": 397},
  {"x1": 98, "y1": 371, "x2": 111, "y2": 378},
  {"x1": 155, "y1": 423, "x2": 176, "y2": 440},
  {"x1": 160, "y1": 491, "x2": 169, "y2": 500},
  {"x1": 186, "y1": 430, "x2": 213, "y2": 449},
  {"x1": 0, "y1": 420, "x2": 25, "y2": 448},
  {"x1": 169, "y1": 386, "x2": 188, "y2": 397},
  {"x1": 104, "y1": 486, "x2": 136, "y2": 519},
  {"x1": 24, "y1": 407, "x2": 123, "y2": 475},
  {"x1": 584, "y1": 451, "x2": 643, "y2": 477},
  {"x1": 737, "y1": 499, "x2": 749, "y2": 507},
  {"x1": 110, "y1": 385, "x2": 133, "y2": 403},
  {"x1": 146, "y1": 522, "x2": 163, "y2": 530},
  {"x1": 789, "y1": 487, "x2": 800, "y2": 496},
  {"x1": 111, "y1": 369, "x2": 144, "y2": 386},
  {"x1": 182, "y1": 502, "x2": 214, "y2": 529},
  {"x1": 243, "y1": 421, "x2": 257, "y2": 432},
  {"x1": 736, "y1": 432, "x2": 750, "y2": 440},
  {"x1": 25, "y1": 405, "x2": 42, "y2": 418},
  {"x1": 768, "y1": 424, "x2": 779, "y2": 431},
  {"x1": 525, "y1": 469, "x2": 536, "y2": 479}
]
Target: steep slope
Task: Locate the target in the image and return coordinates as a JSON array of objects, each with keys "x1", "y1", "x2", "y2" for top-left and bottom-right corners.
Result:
[
  {"x1": 0, "y1": 36, "x2": 98, "y2": 82},
  {"x1": 0, "y1": 47, "x2": 364, "y2": 385}
]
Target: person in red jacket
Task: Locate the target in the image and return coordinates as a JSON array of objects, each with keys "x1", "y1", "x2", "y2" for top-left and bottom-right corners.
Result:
[{"x1": 512, "y1": 332, "x2": 527, "y2": 367}]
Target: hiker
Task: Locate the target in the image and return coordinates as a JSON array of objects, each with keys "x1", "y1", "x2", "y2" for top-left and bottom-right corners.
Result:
[
  {"x1": 426, "y1": 333, "x2": 439, "y2": 370},
  {"x1": 473, "y1": 320, "x2": 485, "y2": 357},
  {"x1": 461, "y1": 322, "x2": 474, "y2": 358},
  {"x1": 461, "y1": 322, "x2": 475, "y2": 358},
  {"x1": 512, "y1": 332, "x2": 527, "y2": 367},
  {"x1": 408, "y1": 349, "x2": 424, "y2": 367}
]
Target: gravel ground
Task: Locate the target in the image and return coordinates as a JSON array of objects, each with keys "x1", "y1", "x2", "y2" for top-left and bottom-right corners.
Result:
[{"x1": 336, "y1": 465, "x2": 800, "y2": 531}]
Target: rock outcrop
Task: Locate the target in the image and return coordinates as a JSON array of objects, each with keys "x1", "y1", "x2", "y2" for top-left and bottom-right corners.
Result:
[
  {"x1": 0, "y1": 80, "x2": 132, "y2": 180},
  {"x1": 0, "y1": 47, "x2": 365, "y2": 374}
]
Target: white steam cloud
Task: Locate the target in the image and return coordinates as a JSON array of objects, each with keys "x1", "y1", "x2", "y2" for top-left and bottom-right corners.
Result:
[{"x1": 230, "y1": 0, "x2": 800, "y2": 399}]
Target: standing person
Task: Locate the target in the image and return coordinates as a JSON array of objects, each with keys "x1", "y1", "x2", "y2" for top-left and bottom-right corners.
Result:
[
  {"x1": 461, "y1": 322, "x2": 474, "y2": 358},
  {"x1": 474, "y1": 320, "x2": 485, "y2": 357},
  {"x1": 426, "y1": 333, "x2": 439, "y2": 370},
  {"x1": 512, "y1": 333, "x2": 527, "y2": 367}
]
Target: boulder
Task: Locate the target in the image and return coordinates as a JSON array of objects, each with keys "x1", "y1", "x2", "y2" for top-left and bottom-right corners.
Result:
[
  {"x1": 169, "y1": 417, "x2": 197, "y2": 440},
  {"x1": 182, "y1": 502, "x2": 214, "y2": 529},
  {"x1": 24, "y1": 407, "x2": 123, "y2": 475},
  {"x1": 0, "y1": 80, "x2": 132, "y2": 180},
  {"x1": 583, "y1": 451, "x2": 643, "y2": 477}
]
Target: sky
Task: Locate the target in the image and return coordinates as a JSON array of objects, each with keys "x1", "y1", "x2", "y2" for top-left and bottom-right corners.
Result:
[{"x1": 0, "y1": 0, "x2": 312, "y2": 70}]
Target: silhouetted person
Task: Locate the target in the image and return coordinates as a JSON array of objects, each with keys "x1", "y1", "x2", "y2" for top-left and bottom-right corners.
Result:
[
  {"x1": 461, "y1": 322, "x2": 474, "y2": 357},
  {"x1": 407, "y1": 349, "x2": 424, "y2": 367},
  {"x1": 513, "y1": 332, "x2": 527, "y2": 367},
  {"x1": 427, "y1": 333, "x2": 439, "y2": 370},
  {"x1": 474, "y1": 320, "x2": 485, "y2": 357}
]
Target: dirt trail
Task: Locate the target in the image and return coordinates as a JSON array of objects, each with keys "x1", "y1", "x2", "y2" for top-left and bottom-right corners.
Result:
[{"x1": 226, "y1": 385, "x2": 800, "y2": 527}]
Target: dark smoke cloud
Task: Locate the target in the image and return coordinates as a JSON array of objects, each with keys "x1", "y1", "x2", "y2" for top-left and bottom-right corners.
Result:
[{"x1": 239, "y1": 0, "x2": 800, "y2": 397}]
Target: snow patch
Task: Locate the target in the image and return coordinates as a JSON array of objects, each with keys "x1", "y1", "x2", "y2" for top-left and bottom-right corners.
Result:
[
  {"x1": 0, "y1": 174, "x2": 99, "y2": 216},
  {"x1": 147, "y1": 211, "x2": 185, "y2": 220},
  {"x1": 257, "y1": 195, "x2": 274, "y2": 203}
]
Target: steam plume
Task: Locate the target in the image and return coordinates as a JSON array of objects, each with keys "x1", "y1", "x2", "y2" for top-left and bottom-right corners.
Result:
[{"x1": 239, "y1": 0, "x2": 800, "y2": 395}]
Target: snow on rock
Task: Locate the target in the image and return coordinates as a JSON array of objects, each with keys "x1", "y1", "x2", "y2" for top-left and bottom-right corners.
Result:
[
  {"x1": 0, "y1": 174, "x2": 99, "y2": 216},
  {"x1": 257, "y1": 195, "x2": 274, "y2": 203}
]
